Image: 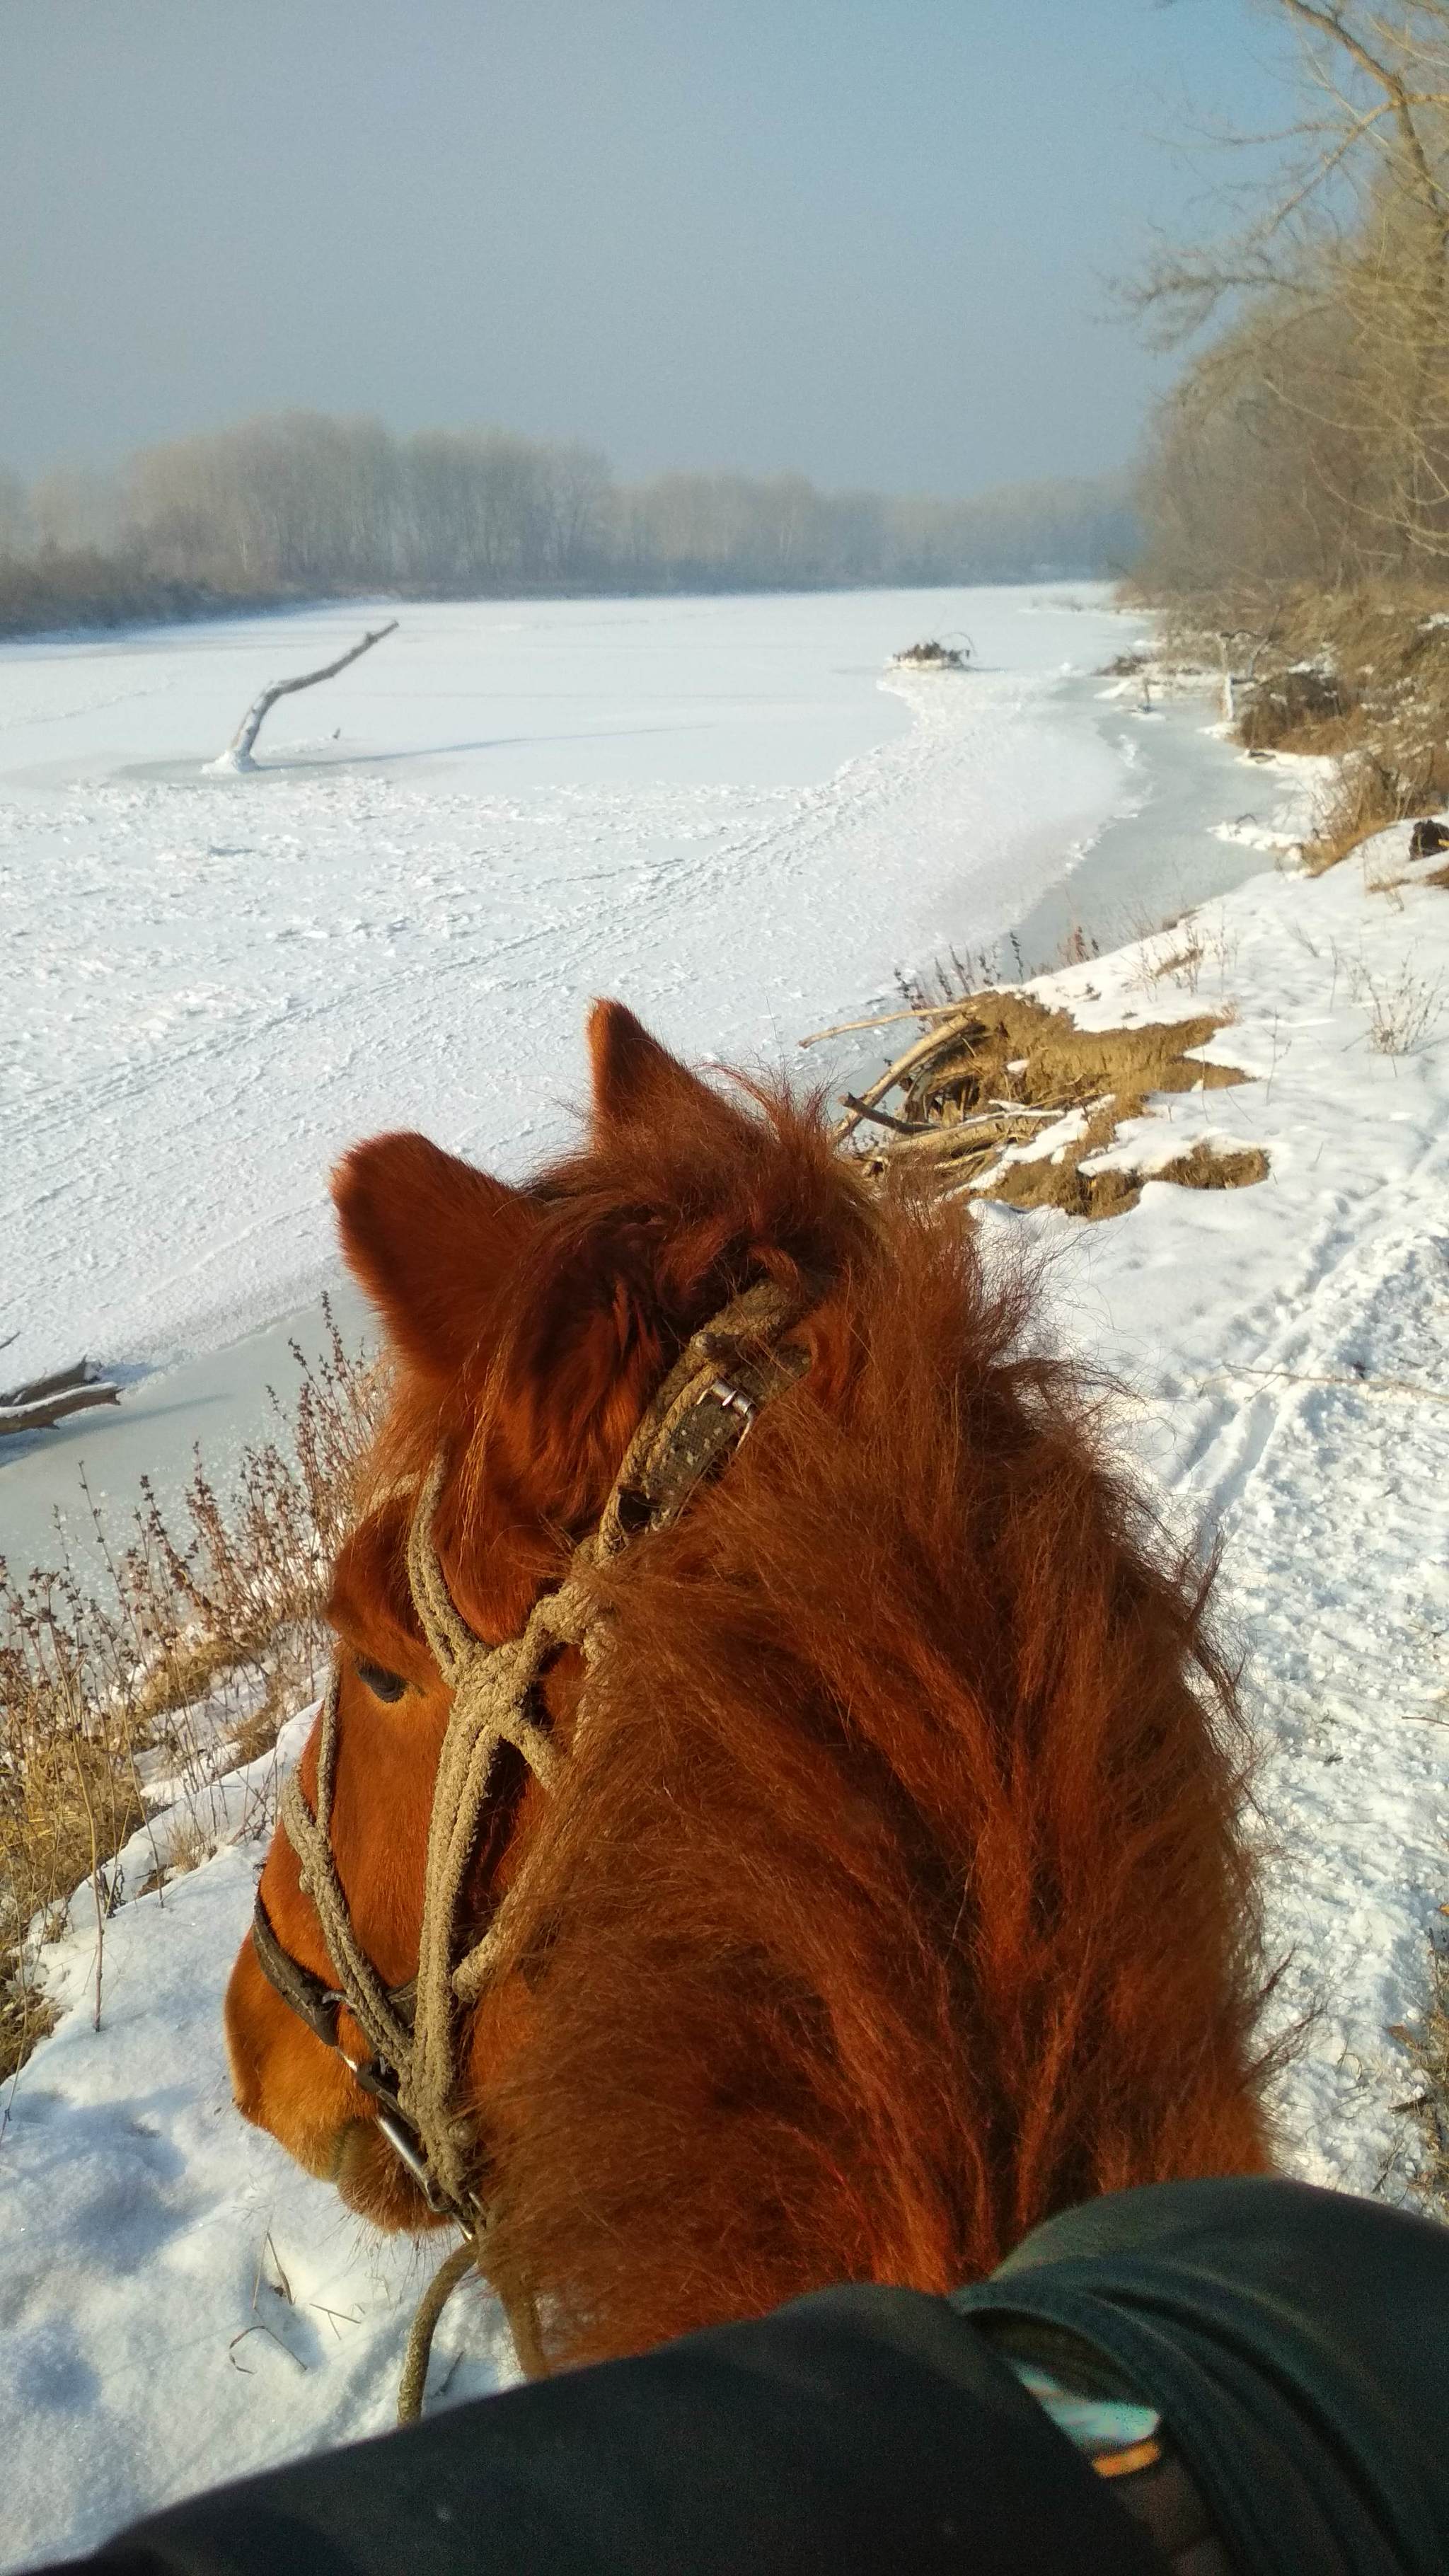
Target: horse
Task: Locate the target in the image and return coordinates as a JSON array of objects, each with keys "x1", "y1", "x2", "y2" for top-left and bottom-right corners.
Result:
[{"x1": 224, "y1": 1000, "x2": 1270, "y2": 2379}]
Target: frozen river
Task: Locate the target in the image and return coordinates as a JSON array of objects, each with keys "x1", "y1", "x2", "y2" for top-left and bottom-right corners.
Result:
[{"x1": 1, "y1": 584, "x2": 1257, "y2": 1571}]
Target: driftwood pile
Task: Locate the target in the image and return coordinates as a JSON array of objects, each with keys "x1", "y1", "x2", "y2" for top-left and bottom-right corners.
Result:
[
  {"x1": 0, "y1": 1360, "x2": 120, "y2": 1441},
  {"x1": 835, "y1": 1005, "x2": 1060, "y2": 1189},
  {"x1": 829, "y1": 993, "x2": 1080, "y2": 1197},
  {"x1": 811, "y1": 983, "x2": 1266, "y2": 1223},
  {"x1": 888, "y1": 637, "x2": 970, "y2": 671}
]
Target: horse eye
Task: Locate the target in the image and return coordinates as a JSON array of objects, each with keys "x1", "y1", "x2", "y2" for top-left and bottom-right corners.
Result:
[{"x1": 354, "y1": 1657, "x2": 408, "y2": 1704}]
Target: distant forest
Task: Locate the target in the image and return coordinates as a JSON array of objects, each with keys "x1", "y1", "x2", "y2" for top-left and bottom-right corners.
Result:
[{"x1": 0, "y1": 413, "x2": 1134, "y2": 635}]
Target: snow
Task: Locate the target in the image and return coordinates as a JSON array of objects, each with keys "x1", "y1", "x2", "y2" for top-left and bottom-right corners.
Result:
[
  {"x1": 2, "y1": 596, "x2": 1448, "y2": 2568},
  {"x1": 1007, "y1": 809, "x2": 1449, "y2": 2206},
  {"x1": 1, "y1": 587, "x2": 1134, "y2": 1395},
  {"x1": 0, "y1": 1723, "x2": 517, "y2": 2568}
]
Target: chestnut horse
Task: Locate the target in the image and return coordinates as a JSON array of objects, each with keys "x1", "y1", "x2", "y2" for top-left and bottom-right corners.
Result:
[{"x1": 225, "y1": 1001, "x2": 1269, "y2": 2376}]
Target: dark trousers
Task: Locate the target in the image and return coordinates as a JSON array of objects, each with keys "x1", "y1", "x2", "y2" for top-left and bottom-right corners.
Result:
[{"x1": 43, "y1": 2179, "x2": 1449, "y2": 2576}]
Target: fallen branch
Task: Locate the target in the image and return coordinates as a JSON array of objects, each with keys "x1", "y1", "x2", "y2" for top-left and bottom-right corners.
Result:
[
  {"x1": 207, "y1": 620, "x2": 398, "y2": 774},
  {"x1": 0, "y1": 1385, "x2": 120, "y2": 1438},
  {"x1": 1, "y1": 1358, "x2": 95, "y2": 1406},
  {"x1": 838, "y1": 1093, "x2": 918, "y2": 1136},
  {"x1": 1192, "y1": 1365, "x2": 1449, "y2": 1406},
  {"x1": 833, "y1": 1016, "x2": 983, "y2": 1142},
  {"x1": 857, "y1": 1112, "x2": 1046, "y2": 1160},
  {"x1": 798, "y1": 1000, "x2": 969, "y2": 1047},
  {"x1": 0, "y1": 1361, "x2": 121, "y2": 1439}
]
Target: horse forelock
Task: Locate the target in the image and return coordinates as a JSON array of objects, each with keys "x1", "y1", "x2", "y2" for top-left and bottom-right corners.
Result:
[{"x1": 352, "y1": 1075, "x2": 878, "y2": 1639}]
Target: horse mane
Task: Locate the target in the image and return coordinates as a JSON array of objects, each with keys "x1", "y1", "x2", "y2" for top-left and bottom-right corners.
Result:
[{"x1": 378, "y1": 1081, "x2": 1274, "y2": 2373}]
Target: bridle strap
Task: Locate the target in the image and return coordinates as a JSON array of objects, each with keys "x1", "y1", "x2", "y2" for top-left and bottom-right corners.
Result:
[
  {"x1": 275, "y1": 1672, "x2": 420, "y2": 2081},
  {"x1": 251, "y1": 1278, "x2": 810, "y2": 2293},
  {"x1": 400, "y1": 1278, "x2": 810, "y2": 2215},
  {"x1": 250, "y1": 1887, "x2": 346, "y2": 2052}
]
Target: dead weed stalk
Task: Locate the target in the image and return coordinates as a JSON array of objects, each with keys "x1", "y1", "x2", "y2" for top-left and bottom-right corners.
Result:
[
  {"x1": 0, "y1": 1299, "x2": 379, "y2": 2083},
  {"x1": 1344, "y1": 959, "x2": 1446, "y2": 1056}
]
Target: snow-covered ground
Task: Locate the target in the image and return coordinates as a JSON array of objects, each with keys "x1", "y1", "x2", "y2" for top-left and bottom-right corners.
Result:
[
  {"x1": 1, "y1": 587, "x2": 1136, "y2": 1399},
  {"x1": 2, "y1": 603, "x2": 1447, "y2": 2568},
  {"x1": 1020, "y1": 801, "x2": 1449, "y2": 2208}
]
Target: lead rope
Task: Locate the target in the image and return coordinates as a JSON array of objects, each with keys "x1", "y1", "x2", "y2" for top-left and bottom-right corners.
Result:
[{"x1": 280, "y1": 1279, "x2": 806, "y2": 2420}]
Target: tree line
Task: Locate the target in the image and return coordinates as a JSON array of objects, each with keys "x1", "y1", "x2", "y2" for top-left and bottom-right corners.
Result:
[
  {"x1": 0, "y1": 420, "x2": 1133, "y2": 635},
  {"x1": 1132, "y1": 0, "x2": 1449, "y2": 599}
]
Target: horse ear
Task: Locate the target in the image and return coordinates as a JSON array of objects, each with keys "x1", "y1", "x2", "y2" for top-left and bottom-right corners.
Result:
[
  {"x1": 588, "y1": 1000, "x2": 744, "y2": 1137},
  {"x1": 333, "y1": 1131, "x2": 535, "y2": 1377}
]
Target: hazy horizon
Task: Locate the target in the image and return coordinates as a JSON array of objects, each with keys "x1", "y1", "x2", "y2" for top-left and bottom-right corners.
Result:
[{"x1": 4, "y1": 2, "x2": 1297, "y2": 496}]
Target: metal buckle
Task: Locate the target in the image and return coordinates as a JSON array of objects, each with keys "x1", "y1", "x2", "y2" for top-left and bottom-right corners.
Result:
[{"x1": 708, "y1": 1375, "x2": 757, "y2": 1435}]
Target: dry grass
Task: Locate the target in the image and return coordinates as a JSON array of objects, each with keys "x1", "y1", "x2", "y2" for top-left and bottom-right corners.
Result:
[
  {"x1": 1152, "y1": 584, "x2": 1449, "y2": 872},
  {"x1": 0, "y1": 1300, "x2": 380, "y2": 2082},
  {"x1": 1235, "y1": 662, "x2": 1348, "y2": 753},
  {"x1": 836, "y1": 985, "x2": 1266, "y2": 1222},
  {"x1": 1302, "y1": 750, "x2": 1438, "y2": 875},
  {"x1": 1129, "y1": 908, "x2": 1241, "y2": 1000},
  {"x1": 1392, "y1": 1931, "x2": 1449, "y2": 2217}
]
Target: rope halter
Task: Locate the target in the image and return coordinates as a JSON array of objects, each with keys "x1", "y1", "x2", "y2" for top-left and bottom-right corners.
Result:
[{"x1": 250, "y1": 1278, "x2": 810, "y2": 2398}]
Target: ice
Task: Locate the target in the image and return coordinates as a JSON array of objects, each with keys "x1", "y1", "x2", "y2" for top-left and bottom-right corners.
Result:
[{"x1": 1, "y1": 587, "x2": 1133, "y2": 1404}]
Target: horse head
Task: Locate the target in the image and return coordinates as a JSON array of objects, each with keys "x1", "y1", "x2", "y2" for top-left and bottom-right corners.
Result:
[
  {"x1": 224, "y1": 1002, "x2": 873, "y2": 2221},
  {"x1": 225, "y1": 1000, "x2": 1269, "y2": 2372}
]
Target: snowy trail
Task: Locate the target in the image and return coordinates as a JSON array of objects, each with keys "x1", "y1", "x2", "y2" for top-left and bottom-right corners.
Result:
[
  {"x1": 1039, "y1": 821, "x2": 1449, "y2": 2203},
  {"x1": 1170, "y1": 1178, "x2": 1449, "y2": 2193}
]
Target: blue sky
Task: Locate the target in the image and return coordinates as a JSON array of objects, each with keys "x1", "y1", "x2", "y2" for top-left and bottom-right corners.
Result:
[{"x1": 3, "y1": 1, "x2": 1299, "y2": 491}]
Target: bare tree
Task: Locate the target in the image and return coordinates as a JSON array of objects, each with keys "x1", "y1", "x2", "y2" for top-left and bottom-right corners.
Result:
[
  {"x1": 29, "y1": 465, "x2": 127, "y2": 555},
  {"x1": 1133, "y1": 1, "x2": 1449, "y2": 571},
  {"x1": 207, "y1": 620, "x2": 398, "y2": 774}
]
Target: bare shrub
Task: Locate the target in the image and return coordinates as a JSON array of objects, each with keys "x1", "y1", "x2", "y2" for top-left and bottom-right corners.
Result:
[
  {"x1": 1128, "y1": 908, "x2": 1239, "y2": 1000},
  {"x1": 894, "y1": 944, "x2": 1002, "y2": 1012},
  {"x1": 1346, "y1": 959, "x2": 1447, "y2": 1055},
  {"x1": 1305, "y1": 752, "x2": 1419, "y2": 874},
  {"x1": 0, "y1": 1299, "x2": 379, "y2": 2081},
  {"x1": 1149, "y1": 920, "x2": 1207, "y2": 994},
  {"x1": 1054, "y1": 923, "x2": 1101, "y2": 969}
]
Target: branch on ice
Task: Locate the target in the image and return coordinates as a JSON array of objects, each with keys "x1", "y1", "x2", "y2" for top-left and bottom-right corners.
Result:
[
  {"x1": 205, "y1": 619, "x2": 399, "y2": 774},
  {"x1": 0, "y1": 1358, "x2": 120, "y2": 1438}
]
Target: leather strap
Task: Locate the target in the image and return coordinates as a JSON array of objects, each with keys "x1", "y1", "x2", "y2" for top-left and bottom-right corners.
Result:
[{"x1": 251, "y1": 1889, "x2": 416, "y2": 2052}]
